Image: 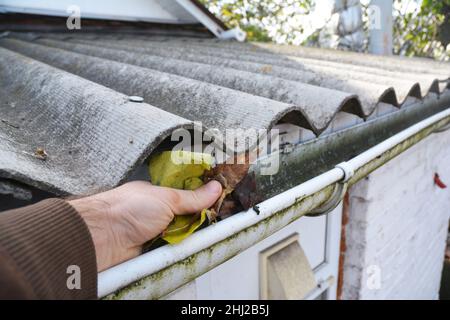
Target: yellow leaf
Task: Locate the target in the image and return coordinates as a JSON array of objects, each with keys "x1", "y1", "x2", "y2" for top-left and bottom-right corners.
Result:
[
  {"x1": 184, "y1": 177, "x2": 204, "y2": 190},
  {"x1": 148, "y1": 151, "x2": 213, "y2": 244},
  {"x1": 149, "y1": 151, "x2": 212, "y2": 188},
  {"x1": 162, "y1": 209, "x2": 208, "y2": 244}
]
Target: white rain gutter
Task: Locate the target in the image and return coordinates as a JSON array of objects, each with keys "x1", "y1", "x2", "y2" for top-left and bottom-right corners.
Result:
[{"x1": 98, "y1": 107, "x2": 450, "y2": 298}]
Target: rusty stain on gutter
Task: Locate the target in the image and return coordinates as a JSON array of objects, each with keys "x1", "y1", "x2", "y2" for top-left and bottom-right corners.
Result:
[{"x1": 336, "y1": 192, "x2": 349, "y2": 300}]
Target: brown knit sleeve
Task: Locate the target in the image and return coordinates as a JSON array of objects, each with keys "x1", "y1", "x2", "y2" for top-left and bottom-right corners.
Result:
[{"x1": 0, "y1": 199, "x2": 97, "y2": 299}]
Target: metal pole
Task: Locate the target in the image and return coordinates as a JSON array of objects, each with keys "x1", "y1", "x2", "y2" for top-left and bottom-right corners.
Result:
[{"x1": 368, "y1": 0, "x2": 393, "y2": 55}]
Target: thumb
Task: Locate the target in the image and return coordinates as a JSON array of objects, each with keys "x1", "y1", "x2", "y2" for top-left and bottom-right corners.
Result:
[{"x1": 170, "y1": 180, "x2": 222, "y2": 215}]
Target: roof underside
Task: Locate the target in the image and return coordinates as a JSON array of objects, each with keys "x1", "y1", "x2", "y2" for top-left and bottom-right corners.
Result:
[
  {"x1": 0, "y1": 32, "x2": 449, "y2": 195},
  {"x1": 0, "y1": 0, "x2": 200, "y2": 24}
]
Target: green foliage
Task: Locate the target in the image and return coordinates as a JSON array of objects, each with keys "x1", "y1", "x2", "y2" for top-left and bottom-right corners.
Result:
[
  {"x1": 199, "y1": 0, "x2": 314, "y2": 43},
  {"x1": 200, "y1": 0, "x2": 449, "y2": 60},
  {"x1": 393, "y1": 0, "x2": 449, "y2": 60},
  {"x1": 422, "y1": 0, "x2": 450, "y2": 15}
]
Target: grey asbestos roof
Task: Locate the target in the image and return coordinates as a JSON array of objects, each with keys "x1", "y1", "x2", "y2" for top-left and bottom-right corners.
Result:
[{"x1": 0, "y1": 33, "x2": 449, "y2": 195}]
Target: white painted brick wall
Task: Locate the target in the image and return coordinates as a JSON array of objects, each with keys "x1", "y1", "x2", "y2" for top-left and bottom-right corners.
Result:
[{"x1": 342, "y1": 129, "x2": 450, "y2": 300}]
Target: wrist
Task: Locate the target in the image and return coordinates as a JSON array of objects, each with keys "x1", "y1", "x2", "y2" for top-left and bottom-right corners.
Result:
[{"x1": 68, "y1": 195, "x2": 114, "y2": 271}]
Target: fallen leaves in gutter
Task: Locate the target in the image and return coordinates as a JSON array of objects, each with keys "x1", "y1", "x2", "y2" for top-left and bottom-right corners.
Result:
[
  {"x1": 148, "y1": 151, "x2": 213, "y2": 244},
  {"x1": 203, "y1": 152, "x2": 257, "y2": 219},
  {"x1": 147, "y1": 150, "x2": 259, "y2": 245}
]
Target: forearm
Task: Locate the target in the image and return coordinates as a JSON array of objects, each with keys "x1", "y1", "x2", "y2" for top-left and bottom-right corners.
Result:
[
  {"x1": 0, "y1": 180, "x2": 221, "y2": 300},
  {"x1": 69, "y1": 193, "x2": 141, "y2": 272}
]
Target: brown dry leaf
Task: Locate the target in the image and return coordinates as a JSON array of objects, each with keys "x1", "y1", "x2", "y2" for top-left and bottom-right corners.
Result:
[
  {"x1": 204, "y1": 153, "x2": 250, "y2": 188},
  {"x1": 218, "y1": 201, "x2": 239, "y2": 218},
  {"x1": 204, "y1": 152, "x2": 259, "y2": 218},
  {"x1": 34, "y1": 147, "x2": 48, "y2": 160},
  {"x1": 260, "y1": 65, "x2": 273, "y2": 73},
  {"x1": 233, "y1": 171, "x2": 260, "y2": 210}
]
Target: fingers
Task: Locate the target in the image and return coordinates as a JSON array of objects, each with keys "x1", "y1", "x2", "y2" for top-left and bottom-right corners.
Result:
[{"x1": 163, "y1": 180, "x2": 222, "y2": 215}]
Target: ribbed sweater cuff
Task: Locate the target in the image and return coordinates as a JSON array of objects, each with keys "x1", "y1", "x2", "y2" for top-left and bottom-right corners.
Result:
[{"x1": 0, "y1": 199, "x2": 97, "y2": 299}]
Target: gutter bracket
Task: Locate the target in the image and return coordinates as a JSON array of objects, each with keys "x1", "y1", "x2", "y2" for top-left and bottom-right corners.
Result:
[
  {"x1": 335, "y1": 161, "x2": 354, "y2": 183},
  {"x1": 306, "y1": 162, "x2": 353, "y2": 217},
  {"x1": 218, "y1": 27, "x2": 247, "y2": 42},
  {"x1": 175, "y1": 0, "x2": 246, "y2": 42}
]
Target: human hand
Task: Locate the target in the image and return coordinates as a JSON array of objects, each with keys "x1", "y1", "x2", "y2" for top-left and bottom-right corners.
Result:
[{"x1": 69, "y1": 180, "x2": 222, "y2": 271}]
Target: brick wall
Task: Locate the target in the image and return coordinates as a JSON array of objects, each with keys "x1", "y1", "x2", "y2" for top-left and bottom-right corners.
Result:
[{"x1": 341, "y1": 129, "x2": 450, "y2": 299}]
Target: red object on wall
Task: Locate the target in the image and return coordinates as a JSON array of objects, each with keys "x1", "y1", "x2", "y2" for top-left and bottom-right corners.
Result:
[{"x1": 434, "y1": 173, "x2": 447, "y2": 189}]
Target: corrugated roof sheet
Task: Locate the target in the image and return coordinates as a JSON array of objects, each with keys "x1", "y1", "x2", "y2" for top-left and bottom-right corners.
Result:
[{"x1": 0, "y1": 33, "x2": 449, "y2": 195}]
